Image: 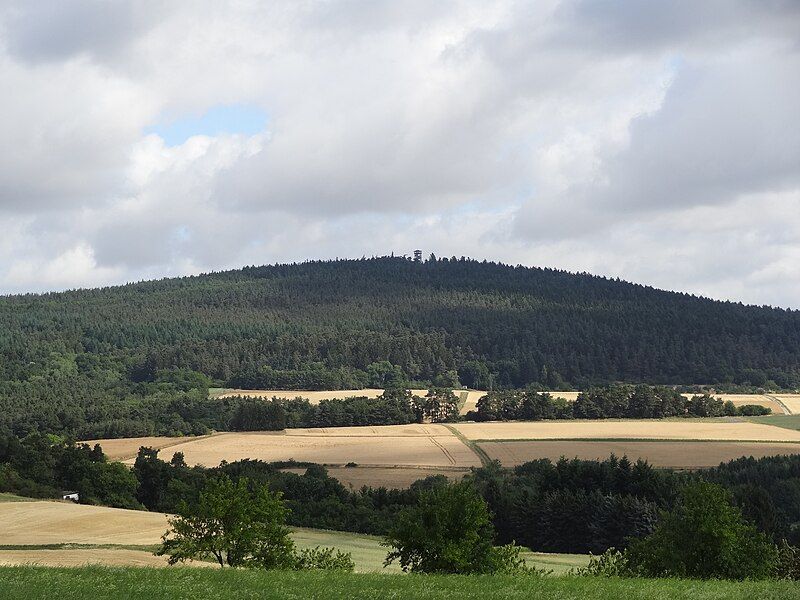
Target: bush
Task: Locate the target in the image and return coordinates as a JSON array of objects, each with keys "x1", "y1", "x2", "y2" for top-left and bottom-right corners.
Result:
[
  {"x1": 626, "y1": 482, "x2": 778, "y2": 580},
  {"x1": 775, "y1": 541, "x2": 800, "y2": 580},
  {"x1": 157, "y1": 476, "x2": 296, "y2": 568},
  {"x1": 736, "y1": 404, "x2": 772, "y2": 416},
  {"x1": 384, "y1": 482, "x2": 515, "y2": 574},
  {"x1": 292, "y1": 546, "x2": 355, "y2": 571},
  {"x1": 571, "y1": 548, "x2": 630, "y2": 577},
  {"x1": 487, "y1": 542, "x2": 546, "y2": 575}
]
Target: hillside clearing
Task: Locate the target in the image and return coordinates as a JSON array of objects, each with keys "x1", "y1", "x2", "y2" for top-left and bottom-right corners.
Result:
[{"x1": 0, "y1": 502, "x2": 169, "y2": 546}]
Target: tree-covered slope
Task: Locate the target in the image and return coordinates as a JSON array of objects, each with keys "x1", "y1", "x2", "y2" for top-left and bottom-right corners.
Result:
[{"x1": 1, "y1": 256, "x2": 798, "y2": 437}]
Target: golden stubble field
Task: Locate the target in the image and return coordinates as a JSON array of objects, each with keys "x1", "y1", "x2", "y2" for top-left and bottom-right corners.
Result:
[
  {"x1": 773, "y1": 395, "x2": 800, "y2": 414},
  {"x1": 89, "y1": 417, "x2": 800, "y2": 485},
  {"x1": 91, "y1": 424, "x2": 482, "y2": 469},
  {"x1": 0, "y1": 501, "x2": 169, "y2": 546},
  {"x1": 479, "y1": 440, "x2": 800, "y2": 469},
  {"x1": 450, "y1": 420, "x2": 800, "y2": 442}
]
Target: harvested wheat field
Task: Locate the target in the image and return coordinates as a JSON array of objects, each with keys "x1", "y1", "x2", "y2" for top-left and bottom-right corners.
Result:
[
  {"x1": 772, "y1": 395, "x2": 800, "y2": 415},
  {"x1": 678, "y1": 394, "x2": 786, "y2": 414},
  {"x1": 100, "y1": 425, "x2": 482, "y2": 469},
  {"x1": 451, "y1": 420, "x2": 800, "y2": 442},
  {"x1": 0, "y1": 549, "x2": 172, "y2": 568},
  {"x1": 84, "y1": 435, "x2": 214, "y2": 462},
  {"x1": 281, "y1": 466, "x2": 467, "y2": 489},
  {"x1": 0, "y1": 501, "x2": 169, "y2": 546},
  {"x1": 479, "y1": 440, "x2": 800, "y2": 469}
]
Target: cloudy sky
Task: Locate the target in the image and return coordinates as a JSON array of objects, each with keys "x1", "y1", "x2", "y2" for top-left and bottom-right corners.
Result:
[{"x1": 1, "y1": 1, "x2": 798, "y2": 307}]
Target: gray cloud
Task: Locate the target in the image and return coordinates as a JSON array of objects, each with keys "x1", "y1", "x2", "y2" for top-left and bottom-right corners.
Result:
[
  {"x1": 1, "y1": 0, "x2": 165, "y2": 64},
  {"x1": 0, "y1": 1, "x2": 798, "y2": 308}
]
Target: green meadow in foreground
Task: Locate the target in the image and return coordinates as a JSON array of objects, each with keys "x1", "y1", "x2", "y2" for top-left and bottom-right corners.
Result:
[{"x1": 0, "y1": 567, "x2": 797, "y2": 600}]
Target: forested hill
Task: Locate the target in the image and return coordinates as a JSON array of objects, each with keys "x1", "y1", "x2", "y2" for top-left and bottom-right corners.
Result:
[{"x1": 1, "y1": 256, "x2": 799, "y2": 437}]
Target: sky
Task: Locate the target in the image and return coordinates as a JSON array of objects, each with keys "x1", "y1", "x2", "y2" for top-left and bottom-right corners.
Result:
[{"x1": 0, "y1": 1, "x2": 798, "y2": 308}]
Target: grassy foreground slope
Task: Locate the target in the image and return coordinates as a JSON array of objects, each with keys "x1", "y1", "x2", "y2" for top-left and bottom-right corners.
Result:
[{"x1": 0, "y1": 568, "x2": 796, "y2": 600}]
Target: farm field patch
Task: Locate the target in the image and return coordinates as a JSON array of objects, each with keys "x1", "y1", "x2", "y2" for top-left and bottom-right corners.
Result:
[
  {"x1": 84, "y1": 435, "x2": 214, "y2": 462},
  {"x1": 0, "y1": 502, "x2": 169, "y2": 546},
  {"x1": 679, "y1": 393, "x2": 786, "y2": 414},
  {"x1": 97, "y1": 426, "x2": 482, "y2": 469},
  {"x1": 479, "y1": 440, "x2": 800, "y2": 469},
  {"x1": 451, "y1": 420, "x2": 800, "y2": 442},
  {"x1": 0, "y1": 549, "x2": 171, "y2": 568},
  {"x1": 772, "y1": 395, "x2": 800, "y2": 414}
]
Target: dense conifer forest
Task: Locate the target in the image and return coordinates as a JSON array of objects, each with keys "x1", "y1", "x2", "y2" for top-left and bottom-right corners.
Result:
[{"x1": 1, "y1": 256, "x2": 799, "y2": 437}]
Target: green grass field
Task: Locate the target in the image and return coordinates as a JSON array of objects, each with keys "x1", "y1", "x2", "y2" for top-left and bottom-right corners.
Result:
[
  {"x1": 289, "y1": 527, "x2": 587, "y2": 574},
  {"x1": 747, "y1": 415, "x2": 800, "y2": 431},
  {"x1": 0, "y1": 567, "x2": 796, "y2": 600},
  {"x1": 0, "y1": 493, "x2": 34, "y2": 503}
]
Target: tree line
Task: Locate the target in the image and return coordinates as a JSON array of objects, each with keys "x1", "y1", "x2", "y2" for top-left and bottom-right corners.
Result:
[
  {"x1": 228, "y1": 388, "x2": 460, "y2": 431},
  {"x1": 471, "y1": 385, "x2": 772, "y2": 421}
]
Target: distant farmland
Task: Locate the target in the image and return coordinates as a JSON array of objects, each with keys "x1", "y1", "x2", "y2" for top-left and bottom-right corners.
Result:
[{"x1": 90, "y1": 416, "x2": 800, "y2": 485}]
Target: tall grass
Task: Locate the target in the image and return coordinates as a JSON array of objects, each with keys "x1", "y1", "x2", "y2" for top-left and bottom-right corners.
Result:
[{"x1": 0, "y1": 567, "x2": 796, "y2": 600}]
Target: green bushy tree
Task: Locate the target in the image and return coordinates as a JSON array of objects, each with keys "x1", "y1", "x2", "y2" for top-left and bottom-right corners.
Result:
[
  {"x1": 383, "y1": 481, "x2": 531, "y2": 574},
  {"x1": 626, "y1": 481, "x2": 777, "y2": 580},
  {"x1": 158, "y1": 476, "x2": 296, "y2": 568}
]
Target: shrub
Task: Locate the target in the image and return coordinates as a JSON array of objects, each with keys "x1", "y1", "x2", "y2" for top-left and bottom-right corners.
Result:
[
  {"x1": 487, "y1": 542, "x2": 547, "y2": 575},
  {"x1": 157, "y1": 476, "x2": 295, "y2": 568},
  {"x1": 293, "y1": 546, "x2": 355, "y2": 571},
  {"x1": 384, "y1": 482, "x2": 516, "y2": 574},
  {"x1": 775, "y1": 540, "x2": 800, "y2": 580},
  {"x1": 571, "y1": 548, "x2": 631, "y2": 577},
  {"x1": 626, "y1": 482, "x2": 778, "y2": 580},
  {"x1": 736, "y1": 404, "x2": 772, "y2": 416}
]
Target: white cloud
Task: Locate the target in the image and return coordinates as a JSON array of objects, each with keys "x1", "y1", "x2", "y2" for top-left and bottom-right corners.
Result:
[{"x1": 0, "y1": 1, "x2": 798, "y2": 308}]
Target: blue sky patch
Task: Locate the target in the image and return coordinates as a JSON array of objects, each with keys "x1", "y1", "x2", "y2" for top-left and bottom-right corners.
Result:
[{"x1": 144, "y1": 104, "x2": 268, "y2": 146}]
